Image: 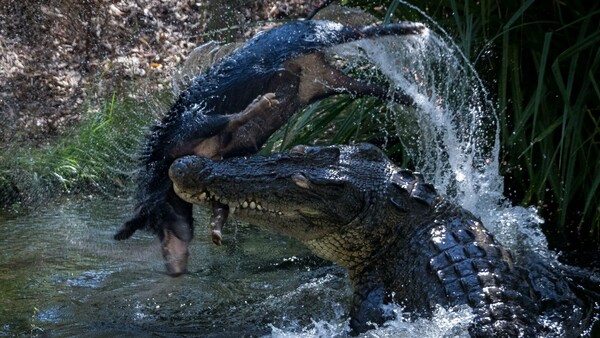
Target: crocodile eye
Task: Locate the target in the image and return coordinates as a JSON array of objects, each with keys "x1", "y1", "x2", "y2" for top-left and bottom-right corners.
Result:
[
  {"x1": 289, "y1": 145, "x2": 307, "y2": 156},
  {"x1": 291, "y1": 173, "x2": 311, "y2": 189}
]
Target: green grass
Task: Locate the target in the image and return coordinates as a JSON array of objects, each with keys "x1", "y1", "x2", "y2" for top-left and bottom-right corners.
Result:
[{"x1": 0, "y1": 90, "x2": 168, "y2": 211}]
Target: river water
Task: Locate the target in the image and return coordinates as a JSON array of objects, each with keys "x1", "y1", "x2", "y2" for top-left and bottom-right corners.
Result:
[
  {"x1": 0, "y1": 197, "x2": 351, "y2": 336},
  {"x1": 0, "y1": 197, "x2": 480, "y2": 337}
]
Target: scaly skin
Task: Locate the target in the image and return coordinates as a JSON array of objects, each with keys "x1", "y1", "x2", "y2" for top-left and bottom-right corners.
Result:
[
  {"x1": 168, "y1": 144, "x2": 588, "y2": 337},
  {"x1": 114, "y1": 20, "x2": 427, "y2": 276}
]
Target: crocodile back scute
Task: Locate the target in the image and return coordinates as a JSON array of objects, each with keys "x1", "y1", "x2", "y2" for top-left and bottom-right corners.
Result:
[{"x1": 425, "y1": 203, "x2": 540, "y2": 336}]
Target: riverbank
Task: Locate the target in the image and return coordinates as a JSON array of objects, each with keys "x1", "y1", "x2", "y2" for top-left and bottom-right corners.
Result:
[{"x1": 0, "y1": 0, "x2": 322, "y2": 148}]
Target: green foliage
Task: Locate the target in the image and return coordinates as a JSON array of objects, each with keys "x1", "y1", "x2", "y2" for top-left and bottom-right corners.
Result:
[
  {"x1": 0, "y1": 91, "x2": 165, "y2": 210},
  {"x1": 446, "y1": 0, "x2": 599, "y2": 241},
  {"x1": 263, "y1": 96, "x2": 400, "y2": 150}
]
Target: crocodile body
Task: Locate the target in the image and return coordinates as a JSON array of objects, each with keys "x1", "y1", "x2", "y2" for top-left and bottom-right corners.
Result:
[
  {"x1": 168, "y1": 144, "x2": 590, "y2": 337},
  {"x1": 114, "y1": 20, "x2": 426, "y2": 275}
]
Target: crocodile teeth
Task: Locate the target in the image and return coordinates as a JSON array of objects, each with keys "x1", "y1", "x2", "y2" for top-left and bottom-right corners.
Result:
[{"x1": 198, "y1": 194, "x2": 281, "y2": 215}]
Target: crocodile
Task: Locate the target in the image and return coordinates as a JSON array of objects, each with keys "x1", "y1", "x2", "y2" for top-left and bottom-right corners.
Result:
[
  {"x1": 113, "y1": 20, "x2": 427, "y2": 276},
  {"x1": 168, "y1": 143, "x2": 592, "y2": 337}
]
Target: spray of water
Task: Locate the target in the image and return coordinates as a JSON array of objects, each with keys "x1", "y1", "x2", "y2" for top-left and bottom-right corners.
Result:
[{"x1": 333, "y1": 28, "x2": 550, "y2": 261}]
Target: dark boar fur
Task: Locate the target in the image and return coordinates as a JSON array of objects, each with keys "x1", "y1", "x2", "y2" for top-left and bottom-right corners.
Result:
[{"x1": 114, "y1": 20, "x2": 426, "y2": 276}]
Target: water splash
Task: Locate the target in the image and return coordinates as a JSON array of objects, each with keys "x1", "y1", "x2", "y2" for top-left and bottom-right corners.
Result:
[
  {"x1": 267, "y1": 302, "x2": 474, "y2": 338},
  {"x1": 332, "y1": 24, "x2": 549, "y2": 258}
]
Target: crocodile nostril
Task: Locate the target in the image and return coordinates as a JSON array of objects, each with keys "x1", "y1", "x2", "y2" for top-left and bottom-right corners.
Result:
[{"x1": 169, "y1": 156, "x2": 210, "y2": 183}]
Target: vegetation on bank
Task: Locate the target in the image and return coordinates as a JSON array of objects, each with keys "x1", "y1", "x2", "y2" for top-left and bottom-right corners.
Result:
[
  {"x1": 1, "y1": 0, "x2": 598, "y2": 248},
  {"x1": 0, "y1": 92, "x2": 168, "y2": 211}
]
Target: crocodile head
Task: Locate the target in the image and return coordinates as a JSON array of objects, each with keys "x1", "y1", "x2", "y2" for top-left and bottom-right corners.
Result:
[{"x1": 169, "y1": 144, "x2": 432, "y2": 268}]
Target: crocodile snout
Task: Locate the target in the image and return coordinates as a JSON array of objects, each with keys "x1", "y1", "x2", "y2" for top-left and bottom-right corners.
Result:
[{"x1": 169, "y1": 156, "x2": 211, "y2": 187}]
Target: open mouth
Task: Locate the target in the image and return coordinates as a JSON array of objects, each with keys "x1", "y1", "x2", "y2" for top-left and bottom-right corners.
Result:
[
  {"x1": 174, "y1": 185, "x2": 283, "y2": 245},
  {"x1": 179, "y1": 187, "x2": 285, "y2": 217}
]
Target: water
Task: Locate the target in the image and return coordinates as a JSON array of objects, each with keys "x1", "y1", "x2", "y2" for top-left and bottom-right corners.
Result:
[
  {"x1": 0, "y1": 197, "x2": 351, "y2": 336},
  {"x1": 324, "y1": 1, "x2": 565, "y2": 263},
  {"x1": 346, "y1": 31, "x2": 542, "y2": 256},
  {"x1": 0, "y1": 197, "x2": 480, "y2": 337}
]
